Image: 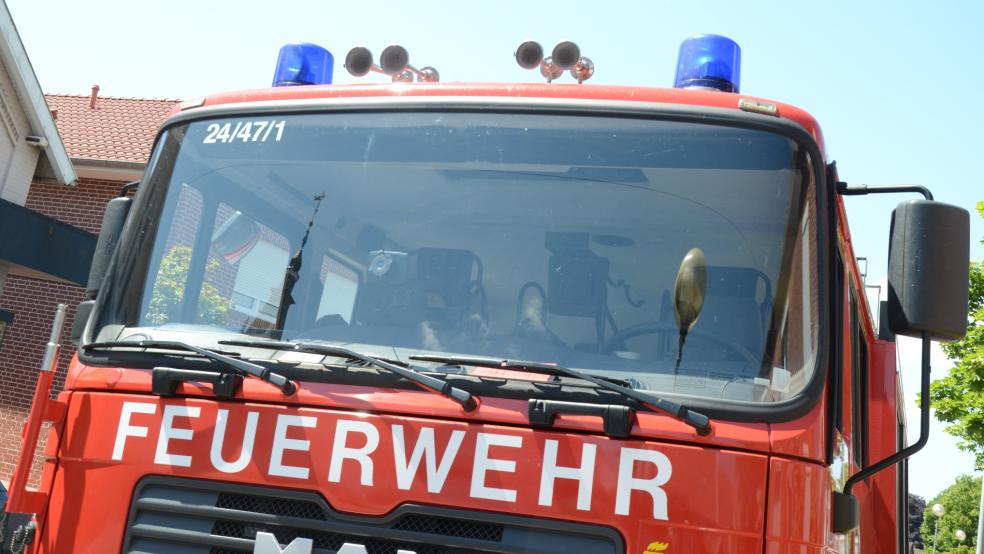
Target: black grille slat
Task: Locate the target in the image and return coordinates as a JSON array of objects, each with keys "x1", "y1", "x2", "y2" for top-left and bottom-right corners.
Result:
[
  {"x1": 392, "y1": 515, "x2": 503, "y2": 542},
  {"x1": 122, "y1": 476, "x2": 623, "y2": 554},
  {"x1": 211, "y1": 492, "x2": 504, "y2": 543},
  {"x1": 210, "y1": 520, "x2": 464, "y2": 554},
  {"x1": 215, "y1": 492, "x2": 327, "y2": 521}
]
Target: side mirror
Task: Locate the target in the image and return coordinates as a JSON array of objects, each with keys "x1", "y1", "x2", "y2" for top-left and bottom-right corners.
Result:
[
  {"x1": 73, "y1": 197, "x2": 131, "y2": 345},
  {"x1": 887, "y1": 200, "x2": 969, "y2": 341},
  {"x1": 85, "y1": 197, "x2": 132, "y2": 299}
]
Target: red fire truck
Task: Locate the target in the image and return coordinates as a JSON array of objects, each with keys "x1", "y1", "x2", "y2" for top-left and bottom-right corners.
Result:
[{"x1": 0, "y1": 35, "x2": 971, "y2": 553}]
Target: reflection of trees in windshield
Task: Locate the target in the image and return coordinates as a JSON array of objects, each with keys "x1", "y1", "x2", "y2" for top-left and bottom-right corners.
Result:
[{"x1": 145, "y1": 246, "x2": 230, "y2": 325}]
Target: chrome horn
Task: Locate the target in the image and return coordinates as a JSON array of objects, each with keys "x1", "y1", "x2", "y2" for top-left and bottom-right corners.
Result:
[
  {"x1": 379, "y1": 45, "x2": 410, "y2": 75},
  {"x1": 550, "y1": 41, "x2": 580, "y2": 70},
  {"x1": 345, "y1": 45, "x2": 440, "y2": 82},
  {"x1": 344, "y1": 46, "x2": 383, "y2": 77},
  {"x1": 570, "y1": 57, "x2": 594, "y2": 83},
  {"x1": 382, "y1": 45, "x2": 440, "y2": 82},
  {"x1": 515, "y1": 40, "x2": 593, "y2": 83},
  {"x1": 515, "y1": 40, "x2": 544, "y2": 69}
]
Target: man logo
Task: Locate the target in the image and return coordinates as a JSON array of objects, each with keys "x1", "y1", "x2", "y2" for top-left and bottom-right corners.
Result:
[{"x1": 253, "y1": 531, "x2": 419, "y2": 554}]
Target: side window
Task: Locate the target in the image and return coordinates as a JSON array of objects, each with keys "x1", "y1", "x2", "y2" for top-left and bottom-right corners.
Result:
[
  {"x1": 857, "y1": 309, "x2": 869, "y2": 467},
  {"x1": 826, "y1": 254, "x2": 845, "y2": 461},
  {"x1": 849, "y1": 287, "x2": 869, "y2": 467}
]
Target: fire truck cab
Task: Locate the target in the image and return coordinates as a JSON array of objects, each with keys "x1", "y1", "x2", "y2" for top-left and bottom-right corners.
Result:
[{"x1": 0, "y1": 36, "x2": 970, "y2": 554}]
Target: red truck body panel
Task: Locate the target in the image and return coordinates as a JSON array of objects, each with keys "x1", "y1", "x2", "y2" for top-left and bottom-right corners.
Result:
[{"x1": 43, "y1": 389, "x2": 769, "y2": 552}]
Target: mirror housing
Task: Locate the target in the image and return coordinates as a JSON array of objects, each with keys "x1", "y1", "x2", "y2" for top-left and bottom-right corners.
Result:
[
  {"x1": 887, "y1": 200, "x2": 969, "y2": 341},
  {"x1": 85, "y1": 197, "x2": 131, "y2": 299},
  {"x1": 73, "y1": 197, "x2": 131, "y2": 345}
]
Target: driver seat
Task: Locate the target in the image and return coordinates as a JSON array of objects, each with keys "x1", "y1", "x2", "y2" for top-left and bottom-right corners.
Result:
[{"x1": 686, "y1": 266, "x2": 770, "y2": 370}]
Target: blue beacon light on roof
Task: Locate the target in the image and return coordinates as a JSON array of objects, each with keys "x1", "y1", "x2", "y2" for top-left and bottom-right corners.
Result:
[
  {"x1": 272, "y1": 43, "x2": 334, "y2": 87},
  {"x1": 673, "y1": 34, "x2": 741, "y2": 93}
]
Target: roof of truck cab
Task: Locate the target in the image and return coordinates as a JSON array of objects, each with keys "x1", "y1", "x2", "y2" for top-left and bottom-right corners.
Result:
[{"x1": 178, "y1": 83, "x2": 825, "y2": 154}]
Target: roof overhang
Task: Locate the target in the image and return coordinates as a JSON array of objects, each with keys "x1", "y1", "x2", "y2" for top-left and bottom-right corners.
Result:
[
  {"x1": 0, "y1": 3, "x2": 76, "y2": 186},
  {"x1": 72, "y1": 158, "x2": 144, "y2": 182}
]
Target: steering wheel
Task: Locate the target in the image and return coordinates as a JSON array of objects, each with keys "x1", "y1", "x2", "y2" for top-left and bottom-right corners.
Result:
[{"x1": 602, "y1": 320, "x2": 760, "y2": 368}]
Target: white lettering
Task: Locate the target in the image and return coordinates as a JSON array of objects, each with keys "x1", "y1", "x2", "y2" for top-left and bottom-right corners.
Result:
[
  {"x1": 211, "y1": 409, "x2": 259, "y2": 473},
  {"x1": 615, "y1": 448, "x2": 672, "y2": 519},
  {"x1": 469, "y1": 433, "x2": 522, "y2": 502},
  {"x1": 268, "y1": 414, "x2": 317, "y2": 479},
  {"x1": 252, "y1": 532, "x2": 419, "y2": 554},
  {"x1": 154, "y1": 404, "x2": 201, "y2": 467},
  {"x1": 328, "y1": 420, "x2": 380, "y2": 486},
  {"x1": 392, "y1": 425, "x2": 465, "y2": 493},
  {"x1": 112, "y1": 402, "x2": 157, "y2": 461},
  {"x1": 253, "y1": 532, "x2": 312, "y2": 554},
  {"x1": 538, "y1": 439, "x2": 596, "y2": 511}
]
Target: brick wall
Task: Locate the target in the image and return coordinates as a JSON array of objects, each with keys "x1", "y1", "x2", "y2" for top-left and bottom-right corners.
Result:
[{"x1": 0, "y1": 178, "x2": 122, "y2": 483}]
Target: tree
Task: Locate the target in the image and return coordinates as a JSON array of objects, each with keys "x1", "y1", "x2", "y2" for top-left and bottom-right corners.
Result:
[
  {"x1": 909, "y1": 493, "x2": 926, "y2": 548},
  {"x1": 920, "y1": 474, "x2": 979, "y2": 552},
  {"x1": 930, "y1": 201, "x2": 984, "y2": 468},
  {"x1": 145, "y1": 246, "x2": 230, "y2": 325}
]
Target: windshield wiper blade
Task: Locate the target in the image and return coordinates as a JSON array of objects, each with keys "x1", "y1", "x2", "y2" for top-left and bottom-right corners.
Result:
[
  {"x1": 220, "y1": 339, "x2": 477, "y2": 411},
  {"x1": 409, "y1": 354, "x2": 711, "y2": 436},
  {"x1": 84, "y1": 340, "x2": 296, "y2": 395}
]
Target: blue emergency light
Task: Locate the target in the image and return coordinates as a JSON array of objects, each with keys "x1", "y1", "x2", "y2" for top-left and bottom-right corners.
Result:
[
  {"x1": 272, "y1": 43, "x2": 334, "y2": 87},
  {"x1": 673, "y1": 34, "x2": 741, "y2": 93}
]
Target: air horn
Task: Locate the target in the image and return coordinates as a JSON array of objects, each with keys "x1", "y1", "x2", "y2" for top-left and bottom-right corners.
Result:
[
  {"x1": 344, "y1": 45, "x2": 439, "y2": 83},
  {"x1": 515, "y1": 40, "x2": 594, "y2": 83}
]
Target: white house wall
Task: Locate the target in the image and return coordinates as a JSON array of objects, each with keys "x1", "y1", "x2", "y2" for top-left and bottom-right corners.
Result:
[{"x1": 0, "y1": 61, "x2": 39, "y2": 206}]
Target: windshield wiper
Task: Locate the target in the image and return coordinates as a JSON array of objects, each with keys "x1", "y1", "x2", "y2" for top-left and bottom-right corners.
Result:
[
  {"x1": 409, "y1": 354, "x2": 711, "y2": 436},
  {"x1": 84, "y1": 340, "x2": 296, "y2": 395},
  {"x1": 220, "y1": 339, "x2": 477, "y2": 412}
]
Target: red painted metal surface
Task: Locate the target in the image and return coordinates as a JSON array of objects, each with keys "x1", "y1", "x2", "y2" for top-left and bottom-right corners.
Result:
[
  {"x1": 6, "y1": 368, "x2": 55, "y2": 513},
  {"x1": 176, "y1": 83, "x2": 826, "y2": 155},
  {"x1": 65, "y1": 357, "x2": 773, "y2": 454},
  {"x1": 770, "y1": 396, "x2": 827, "y2": 463},
  {"x1": 765, "y1": 456, "x2": 833, "y2": 552},
  {"x1": 859, "y1": 339, "x2": 900, "y2": 554},
  {"x1": 39, "y1": 391, "x2": 768, "y2": 553}
]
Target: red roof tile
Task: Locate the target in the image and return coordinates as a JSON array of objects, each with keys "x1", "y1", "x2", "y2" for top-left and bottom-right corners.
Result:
[{"x1": 44, "y1": 94, "x2": 180, "y2": 164}]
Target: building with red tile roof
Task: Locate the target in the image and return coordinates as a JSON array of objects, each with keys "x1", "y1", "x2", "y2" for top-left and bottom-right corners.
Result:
[
  {"x1": 0, "y1": 87, "x2": 178, "y2": 483},
  {"x1": 46, "y1": 90, "x2": 178, "y2": 180}
]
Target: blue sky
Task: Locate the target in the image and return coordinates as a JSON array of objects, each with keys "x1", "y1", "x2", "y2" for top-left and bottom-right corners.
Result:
[{"x1": 7, "y1": 0, "x2": 983, "y2": 500}]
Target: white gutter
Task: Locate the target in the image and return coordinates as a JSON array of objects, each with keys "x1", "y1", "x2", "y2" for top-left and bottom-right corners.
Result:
[
  {"x1": 0, "y1": 1, "x2": 76, "y2": 186},
  {"x1": 72, "y1": 159, "x2": 144, "y2": 182}
]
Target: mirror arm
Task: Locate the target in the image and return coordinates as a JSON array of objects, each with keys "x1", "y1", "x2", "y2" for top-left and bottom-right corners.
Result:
[
  {"x1": 843, "y1": 332, "x2": 930, "y2": 496},
  {"x1": 835, "y1": 182, "x2": 933, "y2": 201},
  {"x1": 118, "y1": 180, "x2": 140, "y2": 197}
]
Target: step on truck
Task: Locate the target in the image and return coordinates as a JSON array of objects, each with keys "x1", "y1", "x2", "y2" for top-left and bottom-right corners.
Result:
[{"x1": 0, "y1": 34, "x2": 971, "y2": 553}]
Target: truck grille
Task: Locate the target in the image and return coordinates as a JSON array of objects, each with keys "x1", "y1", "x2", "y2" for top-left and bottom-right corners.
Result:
[{"x1": 122, "y1": 476, "x2": 623, "y2": 554}]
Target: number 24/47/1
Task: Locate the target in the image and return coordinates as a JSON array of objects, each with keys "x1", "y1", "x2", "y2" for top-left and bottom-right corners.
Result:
[{"x1": 203, "y1": 120, "x2": 285, "y2": 144}]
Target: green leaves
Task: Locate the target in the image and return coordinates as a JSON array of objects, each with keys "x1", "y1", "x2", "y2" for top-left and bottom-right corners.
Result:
[
  {"x1": 920, "y1": 475, "x2": 979, "y2": 551},
  {"x1": 930, "y1": 202, "x2": 984, "y2": 469},
  {"x1": 145, "y1": 245, "x2": 231, "y2": 326}
]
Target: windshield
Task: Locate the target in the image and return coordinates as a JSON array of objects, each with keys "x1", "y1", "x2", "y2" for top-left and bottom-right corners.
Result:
[{"x1": 104, "y1": 110, "x2": 819, "y2": 405}]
